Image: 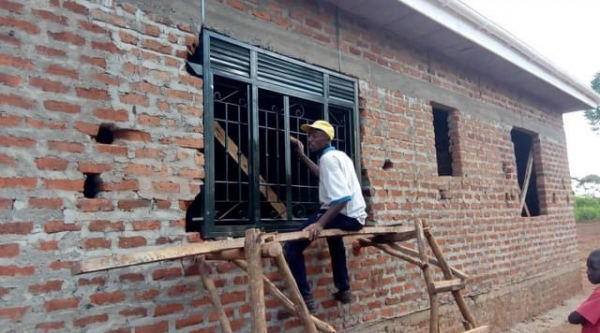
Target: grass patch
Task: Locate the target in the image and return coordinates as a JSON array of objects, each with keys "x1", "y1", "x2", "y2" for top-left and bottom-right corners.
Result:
[{"x1": 574, "y1": 195, "x2": 600, "y2": 222}]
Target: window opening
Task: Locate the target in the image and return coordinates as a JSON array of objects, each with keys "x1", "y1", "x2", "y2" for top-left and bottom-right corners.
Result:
[
  {"x1": 191, "y1": 31, "x2": 360, "y2": 238},
  {"x1": 432, "y1": 107, "x2": 453, "y2": 176},
  {"x1": 511, "y1": 128, "x2": 541, "y2": 217}
]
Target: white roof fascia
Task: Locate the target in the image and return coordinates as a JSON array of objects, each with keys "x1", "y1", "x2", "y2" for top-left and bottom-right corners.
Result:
[{"x1": 397, "y1": 0, "x2": 600, "y2": 109}]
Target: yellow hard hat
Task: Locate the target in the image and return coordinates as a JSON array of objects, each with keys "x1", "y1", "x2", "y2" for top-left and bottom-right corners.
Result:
[{"x1": 300, "y1": 120, "x2": 335, "y2": 140}]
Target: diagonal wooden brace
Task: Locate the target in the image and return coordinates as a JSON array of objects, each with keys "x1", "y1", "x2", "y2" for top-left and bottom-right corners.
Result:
[
  {"x1": 232, "y1": 259, "x2": 335, "y2": 333},
  {"x1": 197, "y1": 256, "x2": 233, "y2": 333},
  {"x1": 422, "y1": 220, "x2": 477, "y2": 330},
  {"x1": 415, "y1": 219, "x2": 439, "y2": 333},
  {"x1": 214, "y1": 121, "x2": 287, "y2": 218},
  {"x1": 274, "y1": 251, "x2": 318, "y2": 333}
]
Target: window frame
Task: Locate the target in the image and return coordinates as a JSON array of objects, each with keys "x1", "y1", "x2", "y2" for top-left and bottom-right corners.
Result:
[{"x1": 200, "y1": 31, "x2": 361, "y2": 238}]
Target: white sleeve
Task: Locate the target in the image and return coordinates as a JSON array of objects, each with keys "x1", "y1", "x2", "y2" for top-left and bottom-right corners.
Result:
[{"x1": 322, "y1": 156, "x2": 352, "y2": 206}]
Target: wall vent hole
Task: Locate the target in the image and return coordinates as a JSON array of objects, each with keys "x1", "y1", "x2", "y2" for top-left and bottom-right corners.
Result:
[
  {"x1": 95, "y1": 125, "x2": 114, "y2": 144},
  {"x1": 84, "y1": 173, "x2": 102, "y2": 198},
  {"x1": 382, "y1": 159, "x2": 394, "y2": 170}
]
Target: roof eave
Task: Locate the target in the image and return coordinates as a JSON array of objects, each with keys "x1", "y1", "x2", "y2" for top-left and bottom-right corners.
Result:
[{"x1": 396, "y1": 0, "x2": 600, "y2": 110}]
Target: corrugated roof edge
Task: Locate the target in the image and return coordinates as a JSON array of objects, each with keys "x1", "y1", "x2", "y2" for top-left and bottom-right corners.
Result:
[{"x1": 398, "y1": 0, "x2": 600, "y2": 110}]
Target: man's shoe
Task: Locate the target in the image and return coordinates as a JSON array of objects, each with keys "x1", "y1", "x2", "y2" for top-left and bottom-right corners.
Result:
[{"x1": 332, "y1": 290, "x2": 352, "y2": 304}]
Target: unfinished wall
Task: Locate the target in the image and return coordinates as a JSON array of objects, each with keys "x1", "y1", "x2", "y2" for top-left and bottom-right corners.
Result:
[
  {"x1": 0, "y1": 0, "x2": 206, "y2": 331},
  {"x1": 0, "y1": 0, "x2": 579, "y2": 332}
]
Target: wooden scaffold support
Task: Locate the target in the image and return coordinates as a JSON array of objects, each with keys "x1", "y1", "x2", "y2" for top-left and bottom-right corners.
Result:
[
  {"x1": 72, "y1": 224, "x2": 488, "y2": 333},
  {"x1": 197, "y1": 256, "x2": 233, "y2": 333}
]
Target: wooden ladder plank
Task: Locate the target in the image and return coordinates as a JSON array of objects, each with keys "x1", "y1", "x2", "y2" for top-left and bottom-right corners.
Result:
[
  {"x1": 432, "y1": 279, "x2": 465, "y2": 293},
  {"x1": 214, "y1": 120, "x2": 287, "y2": 218}
]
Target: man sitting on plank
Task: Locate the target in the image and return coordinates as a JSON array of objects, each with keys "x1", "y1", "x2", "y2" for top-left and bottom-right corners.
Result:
[{"x1": 284, "y1": 120, "x2": 367, "y2": 313}]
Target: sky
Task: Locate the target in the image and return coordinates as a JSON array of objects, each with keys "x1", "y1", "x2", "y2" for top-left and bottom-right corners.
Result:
[{"x1": 459, "y1": 0, "x2": 600, "y2": 180}]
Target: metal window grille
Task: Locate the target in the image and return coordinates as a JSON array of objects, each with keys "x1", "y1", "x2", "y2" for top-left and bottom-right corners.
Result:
[{"x1": 193, "y1": 31, "x2": 360, "y2": 238}]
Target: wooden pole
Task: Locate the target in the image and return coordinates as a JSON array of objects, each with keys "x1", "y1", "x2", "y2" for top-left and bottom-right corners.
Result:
[
  {"x1": 357, "y1": 237, "x2": 424, "y2": 267},
  {"x1": 245, "y1": 228, "x2": 267, "y2": 333},
  {"x1": 233, "y1": 260, "x2": 335, "y2": 333},
  {"x1": 274, "y1": 251, "x2": 318, "y2": 333},
  {"x1": 519, "y1": 149, "x2": 534, "y2": 214},
  {"x1": 415, "y1": 219, "x2": 439, "y2": 333},
  {"x1": 197, "y1": 257, "x2": 233, "y2": 333},
  {"x1": 523, "y1": 202, "x2": 531, "y2": 217},
  {"x1": 422, "y1": 221, "x2": 477, "y2": 330}
]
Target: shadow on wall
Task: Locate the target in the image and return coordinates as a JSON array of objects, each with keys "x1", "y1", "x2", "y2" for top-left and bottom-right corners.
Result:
[{"x1": 185, "y1": 191, "x2": 203, "y2": 233}]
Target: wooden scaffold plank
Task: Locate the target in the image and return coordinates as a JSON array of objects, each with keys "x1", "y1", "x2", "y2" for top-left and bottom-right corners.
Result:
[{"x1": 72, "y1": 226, "x2": 417, "y2": 275}]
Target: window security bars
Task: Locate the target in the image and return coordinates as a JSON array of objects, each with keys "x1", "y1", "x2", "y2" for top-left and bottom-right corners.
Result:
[{"x1": 197, "y1": 31, "x2": 360, "y2": 238}]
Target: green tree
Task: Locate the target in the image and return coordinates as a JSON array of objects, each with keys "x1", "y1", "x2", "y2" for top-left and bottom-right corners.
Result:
[
  {"x1": 573, "y1": 174, "x2": 600, "y2": 196},
  {"x1": 585, "y1": 72, "x2": 600, "y2": 132}
]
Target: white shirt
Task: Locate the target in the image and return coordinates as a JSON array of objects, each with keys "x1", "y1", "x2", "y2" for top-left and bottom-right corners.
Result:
[{"x1": 318, "y1": 147, "x2": 367, "y2": 224}]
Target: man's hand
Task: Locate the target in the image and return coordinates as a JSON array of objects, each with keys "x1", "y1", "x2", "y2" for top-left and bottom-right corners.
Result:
[
  {"x1": 303, "y1": 223, "x2": 323, "y2": 242},
  {"x1": 291, "y1": 136, "x2": 320, "y2": 177},
  {"x1": 290, "y1": 136, "x2": 305, "y2": 157}
]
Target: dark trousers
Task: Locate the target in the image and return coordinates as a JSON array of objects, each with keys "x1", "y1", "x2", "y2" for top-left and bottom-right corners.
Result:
[{"x1": 283, "y1": 210, "x2": 363, "y2": 300}]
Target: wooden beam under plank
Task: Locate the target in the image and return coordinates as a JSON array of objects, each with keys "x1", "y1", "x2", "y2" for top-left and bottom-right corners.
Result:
[
  {"x1": 462, "y1": 326, "x2": 489, "y2": 333},
  {"x1": 72, "y1": 225, "x2": 416, "y2": 275}
]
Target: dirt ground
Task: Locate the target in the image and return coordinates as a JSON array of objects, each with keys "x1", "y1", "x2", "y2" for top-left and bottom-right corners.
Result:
[{"x1": 501, "y1": 220, "x2": 600, "y2": 333}]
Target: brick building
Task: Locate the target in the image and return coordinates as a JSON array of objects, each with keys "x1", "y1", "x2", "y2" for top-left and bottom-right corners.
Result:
[{"x1": 1, "y1": 0, "x2": 599, "y2": 332}]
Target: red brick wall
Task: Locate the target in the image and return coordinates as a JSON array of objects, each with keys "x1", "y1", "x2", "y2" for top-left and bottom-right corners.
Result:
[
  {"x1": 1, "y1": 0, "x2": 207, "y2": 331},
  {"x1": 0, "y1": 0, "x2": 579, "y2": 332}
]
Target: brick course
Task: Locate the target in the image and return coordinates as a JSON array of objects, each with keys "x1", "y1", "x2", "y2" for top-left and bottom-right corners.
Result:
[{"x1": 0, "y1": 0, "x2": 579, "y2": 332}]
